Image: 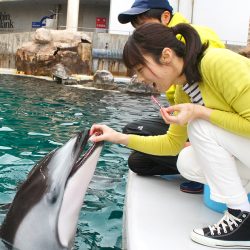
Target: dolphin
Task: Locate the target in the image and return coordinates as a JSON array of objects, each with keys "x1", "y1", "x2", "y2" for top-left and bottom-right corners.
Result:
[{"x1": 0, "y1": 129, "x2": 103, "y2": 250}]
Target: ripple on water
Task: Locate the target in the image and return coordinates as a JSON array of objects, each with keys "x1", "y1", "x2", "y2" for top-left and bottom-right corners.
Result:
[
  {"x1": 0, "y1": 146, "x2": 12, "y2": 150},
  {"x1": 48, "y1": 140, "x2": 63, "y2": 146},
  {"x1": 0, "y1": 154, "x2": 34, "y2": 166},
  {"x1": 0, "y1": 127, "x2": 14, "y2": 132},
  {"x1": 28, "y1": 132, "x2": 51, "y2": 136}
]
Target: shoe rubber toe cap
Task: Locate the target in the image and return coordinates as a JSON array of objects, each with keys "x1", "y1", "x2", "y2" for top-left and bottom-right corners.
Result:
[{"x1": 192, "y1": 228, "x2": 204, "y2": 236}]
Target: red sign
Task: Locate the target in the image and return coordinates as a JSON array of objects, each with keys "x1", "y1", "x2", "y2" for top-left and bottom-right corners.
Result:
[{"x1": 96, "y1": 17, "x2": 106, "y2": 29}]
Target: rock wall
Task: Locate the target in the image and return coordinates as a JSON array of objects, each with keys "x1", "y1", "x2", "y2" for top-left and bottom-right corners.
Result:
[
  {"x1": 0, "y1": 30, "x2": 130, "y2": 77},
  {"x1": 0, "y1": 31, "x2": 33, "y2": 68},
  {"x1": 15, "y1": 28, "x2": 92, "y2": 76},
  {"x1": 239, "y1": 46, "x2": 250, "y2": 58}
]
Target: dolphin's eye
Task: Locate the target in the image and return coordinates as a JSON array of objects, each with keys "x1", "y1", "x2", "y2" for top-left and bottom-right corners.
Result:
[{"x1": 47, "y1": 187, "x2": 59, "y2": 204}]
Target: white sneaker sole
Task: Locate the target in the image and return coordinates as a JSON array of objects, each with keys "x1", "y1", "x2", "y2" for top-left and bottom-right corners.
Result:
[{"x1": 190, "y1": 231, "x2": 250, "y2": 249}]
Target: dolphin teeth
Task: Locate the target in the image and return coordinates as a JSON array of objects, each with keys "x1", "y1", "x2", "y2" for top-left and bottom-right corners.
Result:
[{"x1": 69, "y1": 141, "x2": 103, "y2": 178}]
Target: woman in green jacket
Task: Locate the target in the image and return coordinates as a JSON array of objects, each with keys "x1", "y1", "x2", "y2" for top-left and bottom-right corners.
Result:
[{"x1": 90, "y1": 23, "x2": 250, "y2": 248}]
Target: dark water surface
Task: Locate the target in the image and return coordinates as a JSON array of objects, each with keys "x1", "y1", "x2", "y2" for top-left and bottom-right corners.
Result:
[{"x1": 0, "y1": 75, "x2": 159, "y2": 249}]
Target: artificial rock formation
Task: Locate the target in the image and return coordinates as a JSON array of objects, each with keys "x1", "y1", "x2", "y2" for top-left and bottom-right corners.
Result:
[
  {"x1": 239, "y1": 46, "x2": 250, "y2": 58},
  {"x1": 125, "y1": 75, "x2": 160, "y2": 95},
  {"x1": 93, "y1": 70, "x2": 117, "y2": 90},
  {"x1": 91, "y1": 70, "x2": 160, "y2": 94},
  {"x1": 15, "y1": 28, "x2": 92, "y2": 76}
]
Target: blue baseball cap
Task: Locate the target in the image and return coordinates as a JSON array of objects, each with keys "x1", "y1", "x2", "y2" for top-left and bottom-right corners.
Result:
[{"x1": 118, "y1": 0, "x2": 173, "y2": 24}]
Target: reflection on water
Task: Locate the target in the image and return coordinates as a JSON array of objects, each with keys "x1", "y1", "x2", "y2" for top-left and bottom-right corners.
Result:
[{"x1": 0, "y1": 75, "x2": 159, "y2": 249}]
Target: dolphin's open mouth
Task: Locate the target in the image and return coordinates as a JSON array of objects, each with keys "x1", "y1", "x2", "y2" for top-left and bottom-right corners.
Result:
[{"x1": 69, "y1": 131, "x2": 102, "y2": 178}]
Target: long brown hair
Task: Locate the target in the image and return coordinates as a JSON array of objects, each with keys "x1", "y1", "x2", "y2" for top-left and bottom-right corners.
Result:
[{"x1": 123, "y1": 23, "x2": 208, "y2": 85}]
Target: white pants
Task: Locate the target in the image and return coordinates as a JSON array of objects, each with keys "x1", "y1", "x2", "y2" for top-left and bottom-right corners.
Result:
[{"x1": 177, "y1": 119, "x2": 250, "y2": 205}]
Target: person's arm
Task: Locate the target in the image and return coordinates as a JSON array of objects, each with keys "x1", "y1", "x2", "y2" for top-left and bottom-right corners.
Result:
[
  {"x1": 127, "y1": 123, "x2": 188, "y2": 156},
  {"x1": 90, "y1": 122, "x2": 188, "y2": 156},
  {"x1": 162, "y1": 49, "x2": 250, "y2": 137},
  {"x1": 202, "y1": 49, "x2": 250, "y2": 137},
  {"x1": 89, "y1": 124, "x2": 129, "y2": 145}
]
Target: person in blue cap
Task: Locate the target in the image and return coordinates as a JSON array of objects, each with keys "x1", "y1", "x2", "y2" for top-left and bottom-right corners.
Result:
[{"x1": 118, "y1": 0, "x2": 225, "y2": 194}]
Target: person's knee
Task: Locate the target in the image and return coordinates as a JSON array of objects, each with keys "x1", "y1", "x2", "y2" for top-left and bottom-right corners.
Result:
[
  {"x1": 177, "y1": 147, "x2": 198, "y2": 180},
  {"x1": 177, "y1": 146, "x2": 206, "y2": 183},
  {"x1": 177, "y1": 147, "x2": 189, "y2": 177},
  {"x1": 127, "y1": 152, "x2": 142, "y2": 174}
]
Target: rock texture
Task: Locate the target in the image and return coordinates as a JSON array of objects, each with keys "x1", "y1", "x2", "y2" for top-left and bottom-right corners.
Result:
[
  {"x1": 93, "y1": 70, "x2": 118, "y2": 90},
  {"x1": 239, "y1": 46, "x2": 250, "y2": 58},
  {"x1": 15, "y1": 28, "x2": 92, "y2": 76},
  {"x1": 125, "y1": 75, "x2": 160, "y2": 95}
]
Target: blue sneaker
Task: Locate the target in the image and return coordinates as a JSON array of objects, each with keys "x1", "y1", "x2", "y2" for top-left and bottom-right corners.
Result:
[{"x1": 180, "y1": 181, "x2": 204, "y2": 194}]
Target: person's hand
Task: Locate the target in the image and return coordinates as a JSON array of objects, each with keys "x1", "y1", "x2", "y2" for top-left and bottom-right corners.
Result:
[
  {"x1": 160, "y1": 104, "x2": 212, "y2": 125},
  {"x1": 89, "y1": 124, "x2": 129, "y2": 145},
  {"x1": 160, "y1": 103, "x2": 195, "y2": 125}
]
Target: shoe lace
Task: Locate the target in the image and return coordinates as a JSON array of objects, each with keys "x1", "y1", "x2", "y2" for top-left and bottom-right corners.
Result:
[{"x1": 208, "y1": 211, "x2": 242, "y2": 235}]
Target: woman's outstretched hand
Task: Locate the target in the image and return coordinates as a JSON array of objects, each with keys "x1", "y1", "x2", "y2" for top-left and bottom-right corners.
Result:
[
  {"x1": 160, "y1": 103, "x2": 212, "y2": 125},
  {"x1": 89, "y1": 124, "x2": 129, "y2": 145}
]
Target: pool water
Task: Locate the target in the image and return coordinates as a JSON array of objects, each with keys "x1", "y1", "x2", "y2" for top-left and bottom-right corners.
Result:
[{"x1": 0, "y1": 74, "x2": 159, "y2": 250}]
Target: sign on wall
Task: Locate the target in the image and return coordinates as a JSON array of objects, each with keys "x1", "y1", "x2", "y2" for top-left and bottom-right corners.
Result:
[
  {"x1": 96, "y1": 17, "x2": 107, "y2": 29},
  {"x1": 0, "y1": 12, "x2": 14, "y2": 29},
  {"x1": 32, "y1": 21, "x2": 45, "y2": 28},
  {"x1": 32, "y1": 14, "x2": 56, "y2": 29}
]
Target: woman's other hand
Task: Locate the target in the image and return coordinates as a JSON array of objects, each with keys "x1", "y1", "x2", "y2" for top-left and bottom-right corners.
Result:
[{"x1": 160, "y1": 104, "x2": 212, "y2": 125}]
